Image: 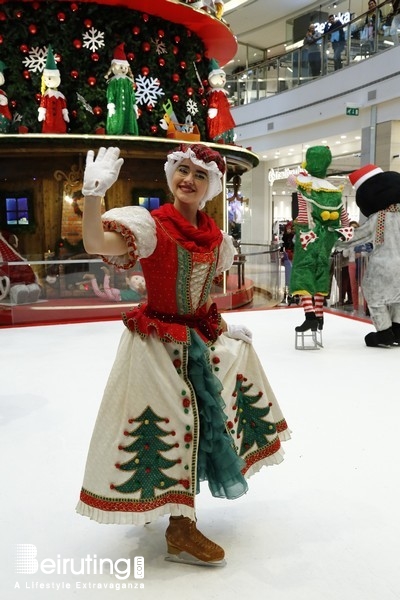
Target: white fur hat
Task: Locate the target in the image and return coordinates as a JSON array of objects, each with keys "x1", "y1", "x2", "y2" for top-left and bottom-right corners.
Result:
[{"x1": 164, "y1": 143, "x2": 225, "y2": 209}]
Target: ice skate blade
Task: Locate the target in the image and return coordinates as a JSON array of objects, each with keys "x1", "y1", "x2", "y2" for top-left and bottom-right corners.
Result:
[{"x1": 165, "y1": 552, "x2": 226, "y2": 567}]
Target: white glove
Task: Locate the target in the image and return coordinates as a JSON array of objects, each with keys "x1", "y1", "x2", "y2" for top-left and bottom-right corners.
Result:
[
  {"x1": 38, "y1": 107, "x2": 46, "y2": 122},
  {"x1": 225, "y1": 323, "x2": 253, "y2": 344},
  {"x1": 82, "y1": 147, "x2": 124, "y2": 197},
  {"x1": 107, "y1": 102, "x2": 116, "y2": 117}
]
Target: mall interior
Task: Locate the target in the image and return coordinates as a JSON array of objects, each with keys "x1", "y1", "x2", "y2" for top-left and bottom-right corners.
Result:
[{"x1": 1, "y1": 2, "x2": 400, "y2": 600}]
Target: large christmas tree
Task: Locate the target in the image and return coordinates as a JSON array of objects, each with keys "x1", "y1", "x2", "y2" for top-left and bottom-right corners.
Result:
[{"x1": 0, "y1": 1, "x2": 211, "y2": 136}]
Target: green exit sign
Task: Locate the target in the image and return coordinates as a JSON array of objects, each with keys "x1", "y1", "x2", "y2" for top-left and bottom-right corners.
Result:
[{"x1": 346, "y1": 107, "x2": 359, "y2": 116}]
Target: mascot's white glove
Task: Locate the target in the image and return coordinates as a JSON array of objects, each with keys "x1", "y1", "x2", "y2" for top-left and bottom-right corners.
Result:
[
  {"x1": 225, "y1": 323, "x2": 253, "y2": 344},
  {"x1": 82, "y1": 146, "x2": 124, "y2": 197}
]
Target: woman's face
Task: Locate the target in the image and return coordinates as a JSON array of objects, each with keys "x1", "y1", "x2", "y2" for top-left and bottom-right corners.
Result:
[{"x1": 171, "y1": 159, "x2": 209, "y2": 208}]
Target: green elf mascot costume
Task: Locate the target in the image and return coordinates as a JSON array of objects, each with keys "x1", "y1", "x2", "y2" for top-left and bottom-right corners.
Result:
[{"x1": 288, "y1": 146, "x2": 353, "y2": 333}]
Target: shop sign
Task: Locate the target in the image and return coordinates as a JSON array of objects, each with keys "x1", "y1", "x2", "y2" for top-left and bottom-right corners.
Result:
[{"x1": 268, "y1": 166, "x2": 301, "y2": 186}]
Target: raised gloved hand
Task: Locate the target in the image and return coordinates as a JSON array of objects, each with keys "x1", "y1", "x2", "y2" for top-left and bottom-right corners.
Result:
[
  {"x1": 225, "y1": 323, "x2": 253, "y2": 344},
  {"x1": 82, "y1": 146, "x2": 124, "y2": 197}
]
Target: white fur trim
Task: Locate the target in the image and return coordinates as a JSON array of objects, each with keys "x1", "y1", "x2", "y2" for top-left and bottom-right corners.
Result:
[
  {"x1": 112, "y1": 59, "x2": 129, "y2": 66},
  {"x1": 43, "y1": 68, "x2": 60, "y2": 76},
  {"x1": 352, "y1": 167, "x2": 383, "y2": 190}
]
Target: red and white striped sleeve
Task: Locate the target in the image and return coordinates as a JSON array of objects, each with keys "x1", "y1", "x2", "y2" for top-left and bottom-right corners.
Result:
[{"x1": 296, "y1": 191, "x2": 309, "y2": 224}]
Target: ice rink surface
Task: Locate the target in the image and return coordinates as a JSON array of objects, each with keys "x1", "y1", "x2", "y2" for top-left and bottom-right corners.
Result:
[{"x1": 1, "y1": 307, "x2": 399, "y2": 600}]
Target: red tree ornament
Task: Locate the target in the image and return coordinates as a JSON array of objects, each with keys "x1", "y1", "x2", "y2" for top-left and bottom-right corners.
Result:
[
  {"x1": 142, "y1": 13, "x2": 149, "y2": 22},
  {"x1": 172, "y1": 94, "x2": 179, "y2": 103},
  {"x1": 142, "y1": 41, "x2": 151, "y2": 52},
  {"x1": 19, "y1": 44, "x2": 29, "y2": 54},
  {"x1": 0, "y1": 11, "x2": 6, "y2": 21},
  {"x1": 87, "y1": 76, "x2": 96, "y2": 86},
  {"x1": 28, "y1": 24, "x2": 37, "y2": 34},
  {"x1": 158, "y1": 57, "x2": 165, "y2": 67},
  {"x1": 70, "y1": 70, "x2": 79, "y2": 79},
  {"x1": 57, "y1": 12, "x2": 66, "y2": 23},
  {"x1": 93, "y1": 106, "x2": 102, "y2": 116},
  {"x1": 83, "y1": 19, "x2": 92, "y2": 29},
  {"x1": 23, "y1": 70, "x2": 31, "y2": 80},
  {"x1": 91, "y1": 53, "x2": 99, "y2": 62},
  {"x1": 172, "y1": 73, "x2": 180, "y2": 82},
  {"x1": 141, "y1": 66, "x2": 150, "y2": 76},
  {"x1": 132, "y1": 25, "x2": 140, "y2": 35},
  {"x1": 73, "y1": 39, "x2": 82, "y2": 49},
  {"x1": 70, "y1": 3, "x2": 79, "y2": 11}
]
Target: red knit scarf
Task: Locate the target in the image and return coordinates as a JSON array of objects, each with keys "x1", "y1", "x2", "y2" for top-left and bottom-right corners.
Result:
[{"x1": 152, "y1": 203, "x2": 222, "y2": 253}]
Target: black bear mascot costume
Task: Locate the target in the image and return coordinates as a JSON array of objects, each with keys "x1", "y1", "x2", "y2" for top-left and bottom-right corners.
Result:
[{"x1": 340, "y1": 164, "x2": 400, "y2": 347}]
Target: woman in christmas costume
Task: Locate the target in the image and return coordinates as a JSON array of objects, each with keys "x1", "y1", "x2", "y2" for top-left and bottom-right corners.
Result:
[
  {"x1": 76, "y1": 145, "x2": 290, "y2": 566},
  {"x1": 38, "y1": 45, "x2": 69, "y2": 134},
  {"x1": 105, "y1": 43, "x2": 139, "y2": 136},
  {"x1": 288, "y1": 146, "x2": 352, "y2": 332}
]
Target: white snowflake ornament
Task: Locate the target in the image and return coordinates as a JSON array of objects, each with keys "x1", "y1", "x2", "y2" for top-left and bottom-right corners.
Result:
[
  {"x1": 82, "y1": 27, "x2": 105, "y2": 52},
  {"x1": 22, "y1": 46, "x2": 48, "y2": 73},
  {"x1": 135, "y1": 74, "x2": 165, "y2": 106}
]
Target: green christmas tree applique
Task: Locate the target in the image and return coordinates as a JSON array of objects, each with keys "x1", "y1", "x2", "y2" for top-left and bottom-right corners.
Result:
[
  {"x1": 233, "y1": 374, "x2": 277, "y2": 456},
  {"x1": 112, "y1": 406, "x2": 182, "y2": 498}
]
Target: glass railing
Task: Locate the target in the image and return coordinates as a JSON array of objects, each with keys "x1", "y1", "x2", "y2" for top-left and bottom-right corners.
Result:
[
  {"x1": 211, "y1": 243, "x2": 282, "y2": 310},
  {"x1": 228, "y1": 1, "x2": 395, "y2": 106},
  {"x1": 0, "y1": 257, "x2": 146, "y2": 326},
  {"x1": 0, "y1": 247, "x2": 282, "y2": 326}
]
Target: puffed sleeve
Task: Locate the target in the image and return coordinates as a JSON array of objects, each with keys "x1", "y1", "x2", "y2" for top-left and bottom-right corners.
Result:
[
  {"x1": 216, "y1": 232, "x2": 236, "y2": 275},
  {"x1": 100, "y1": 206, "x2": 157, "y2": 270}
]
